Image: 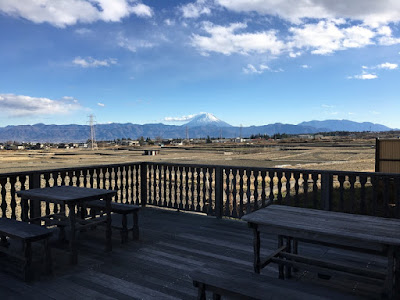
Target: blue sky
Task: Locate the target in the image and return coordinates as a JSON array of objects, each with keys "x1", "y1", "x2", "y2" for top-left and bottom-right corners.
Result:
[{"x1": 0, "y1": 0, "x2": 400, "y2": 128}]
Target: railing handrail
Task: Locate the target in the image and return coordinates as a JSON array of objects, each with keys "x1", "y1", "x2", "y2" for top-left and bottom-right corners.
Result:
[{"x1": 0, "y1": 161, "x2": 142, "y2": 177}]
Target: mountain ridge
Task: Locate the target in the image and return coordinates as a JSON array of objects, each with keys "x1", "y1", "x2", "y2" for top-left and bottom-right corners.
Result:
[{"x1": 0, "y1": 118, "x2": 393, "y2": 143}]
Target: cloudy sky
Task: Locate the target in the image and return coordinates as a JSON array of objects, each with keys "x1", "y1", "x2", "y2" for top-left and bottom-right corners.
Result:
[{"x1": 0, "y1": 0, "x2": 399, "y2": 128}]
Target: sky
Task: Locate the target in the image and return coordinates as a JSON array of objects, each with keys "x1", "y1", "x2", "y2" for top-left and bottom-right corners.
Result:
[{"x1": 0, "y1": 0, "x2": 400, "y2": 128}]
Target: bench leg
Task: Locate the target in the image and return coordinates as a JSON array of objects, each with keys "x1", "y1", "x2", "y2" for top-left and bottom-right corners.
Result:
[
  {"x1": 68, "y1": 203, "x2": 78, "y2": 265},
  {"x1": 197, "y1": 283, "x2": 206, "y2": 300},
  {"x1": 44, "y1": 238, "x2": 52, "y2": 276},
  {"x1": 132, "y1": 210, "x2": 139, "y2": 241},
  {"x1": 253, "y1": 226, "x2": 261, "y2": 274},
  {"x1": 0, "y1": 235, "x2": 9, "y2": 248},
  {"x1": 23, "y1": 241, "x2": 32, "y2": 282},
  {"x1": 285, "y1": 237, "x2": 292, "y2": 279},
  {"x1": 293, "y1": 239, "x2": 299, "y2": 273},
  {"x1": 121, "y1": 214, "x2": 128, "y2": 244},
  {"x1": 278, "y1": 235, "x2": 284, "y2": 279}
]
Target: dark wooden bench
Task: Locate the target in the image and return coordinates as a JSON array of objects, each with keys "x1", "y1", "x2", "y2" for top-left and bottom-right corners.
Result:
[
  {"x1": 85, "y1": 200, "x2": 140, "y2": 243},
  {"x1": 0, "y1": 218, "x2": 52, "y2": 281},
  {"x1": 191, "y1": 268, "x2": 360, "y2": 300}
]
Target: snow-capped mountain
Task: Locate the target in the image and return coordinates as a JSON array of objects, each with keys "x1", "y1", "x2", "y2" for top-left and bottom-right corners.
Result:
[{"x1": 185, "y1": 113, "x2": 232, "y2": 128}]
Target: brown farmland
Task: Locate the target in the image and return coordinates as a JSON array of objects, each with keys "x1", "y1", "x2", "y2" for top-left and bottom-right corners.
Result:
[{"x1": 0, "y1": 139, "x2": 375, "y2": 173}]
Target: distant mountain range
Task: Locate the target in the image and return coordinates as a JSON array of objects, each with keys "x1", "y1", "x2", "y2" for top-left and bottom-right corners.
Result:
[{"x1": 0, "y1": 113, "x2": 394, "y2": 143}]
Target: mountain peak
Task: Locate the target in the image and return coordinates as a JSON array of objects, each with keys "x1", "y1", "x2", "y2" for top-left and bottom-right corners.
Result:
[{"x1": 185, "y1": 113, "x2": 232, "y2": 128}]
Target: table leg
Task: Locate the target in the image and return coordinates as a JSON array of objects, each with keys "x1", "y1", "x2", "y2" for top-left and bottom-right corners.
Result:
[
  {"x1": 68, "y1": 203, "x2": 78, "y2": 265},
  {"x1": 252, "y1": 225, "x2": 260, "y2": 274},
  {"x1": 278, "y1": 235, "x2": 284, "y2": 279},
  {"x1": 21, "y1": 196, "x2": 29, "y2": 222},
  {"x1": 285, "y1": 237, "x2": 292, "y2": 278},
  {"x1": 105, "y1": 195, "x2": 112, "y2": 252},
  {"x1": 384, "y1": 246, "x2": 395, "y2": 299}
]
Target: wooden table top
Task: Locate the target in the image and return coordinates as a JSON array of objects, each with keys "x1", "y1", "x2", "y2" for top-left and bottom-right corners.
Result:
[
  {"x1": 242, "y1": 205, "x2": 400, "y2": 247},
  {"x1": 17, "y1": 186, "x2": 116, "y2": 203}
]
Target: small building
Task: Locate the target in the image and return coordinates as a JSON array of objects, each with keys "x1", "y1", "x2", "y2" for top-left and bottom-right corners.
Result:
[{"x1": 143, "y1": 149, "x2": 160, "y2": 156}]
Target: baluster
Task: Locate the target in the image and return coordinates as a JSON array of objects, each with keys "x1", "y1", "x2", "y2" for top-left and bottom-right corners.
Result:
[
  {"x1": 285, "y1": 172, "x2": 291, "y2": 203},
  {"x1": 185, "y1": 168, "x2": 190, "y2": 210},
  {"x1": 125, "y1": 166, "x2": 130, "y2": 204},
  {"x1": 231, "y1": 169, "x2": 238, "y2": 218},
  {"x1": 163, "y1": 166, "x2": 167, "y2": 207},
  {"x1": 253, "y1": 170, "x2": 259, "y2": 211},
  {"x1": 88, "y1": 169, "x2": 93, "y2": 188},
  {"x1": 158, "y1": 166, "x2": 163, "y2": 206},
  {"x1": 130, "y1": 166, "x2": 135, "y2": 204},
  {"x1": 202, "y1": 168, "x2": 207, "y2": 213},
  {"x1": 383, "y1": 177, "x2": 390, "y2": 217},
  {"x1": 9, "y1": 176, "x2": 17, "y2": 219},
  {"x1": 359, "y1": 175, "x2": 367, "y2": 214},
  {"x1": 338, "y1": 175, "x2": 345, "y2": 212},
  {"x1": 189, "y1": 168, "x2": 194, "y2": 211},
  {"x1": 44, "y1": 173, "x2": 51, "y2": 216},
  {"x1": 246, "y1": 170, "x2": 251, "y2": 214},
  {"x1": 302, "y1": 173, "x2": 309, "y2": 208},
  {"x1": 396, "y1": 177, "x2": 400, "y2": 219},
  {"x1": 0, "y1": 177, "x2": 7, "y2": 217},
  {"x1": 208, "y1": 169, "x2": 213, "y2": 215},
  {"x1": 52, "y1": 172, "x2": 59, "y2": 214},
  {"x1": 371, "y1": 176, "x2": 378, "y2": 216},
  {"x1": 238, "y1": 169, "x2": 244, "y2": 217},
  {"x1": 96, "y1": 168, "x2": 101, "y2": 189},
  {"x1": 178, "y1": 167, "x2": 183, "y2": 210},
  {"x1": 269, "y1": 171, "x2": 275, "y2": 204},
  {"x1": 116, "y1": 166, "x2": 121, "y2": 203},
  {"x1": 103, "y1": 167, "x2": 108, "y2": 190},
  {"x1": 153, "y1": 165, "x2": 158, "y2": 206},
  {"x1": 19, "y1": 176, "x2": 28, "y2": 221},
  {"x1": 225, "y1": 169, "x2": 231, "y2": 216},
  {"x1": 261, "y1": 171, "x2": 266, "y2": 207},
  {"x1": 294, "y1": 173, "x2": 300, "y2": 207},
  {"x1": 277, "y1": 172, "x2": 282, "y2": 205},
  {"x1": 146, "y1": 166, "x2": 151, "y2": 205},
  {"x1": 136, "y1": 166, "x2": 140, "y2": 205},
  {"x1": 168, "y1": 166, "x2": 174, "y2": 209},
  {"x1": 171, "y1": 167, "x2": 177, "y2": 208},
  {"x1": 83, "y1": 169, "x2": 88, "y2": 188},
  {"x1": 196, "y1": 168, "x2": 201, "y2": 212},
  {"x1": 312, "y1": 173, "x2": 319, "y2": 209},
  {"x1": 349, "y1": 175, "x2": 356, "y2": 213}
]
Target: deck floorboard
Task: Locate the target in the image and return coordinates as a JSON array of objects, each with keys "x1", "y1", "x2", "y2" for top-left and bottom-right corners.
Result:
[{"x1": 0, "y1": 207, "x2": 385, "y2": 299}]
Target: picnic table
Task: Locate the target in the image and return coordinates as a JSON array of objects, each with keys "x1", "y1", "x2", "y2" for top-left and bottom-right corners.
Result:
[
  {"x1": 242, "y1": 205, "x2": 400, "y2": 299},
  {"x1": 18, "y1": 186, "x2": 116, "y2": 265}
]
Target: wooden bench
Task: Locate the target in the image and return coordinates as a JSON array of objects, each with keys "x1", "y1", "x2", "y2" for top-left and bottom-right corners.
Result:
[
  {"x1": 85, "y1": 200, "x2": 140, "y2": 243},
  {"x1": 191, "y1": 268, "x2": 360, "y2": 300},
  {"x1": 0, "y1": 218, "x2": 52, "y2": 281}
]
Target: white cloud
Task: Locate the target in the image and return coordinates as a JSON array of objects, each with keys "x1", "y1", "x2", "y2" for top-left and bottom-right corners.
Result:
[
  {"x1": 0, "y1": 0, "x2": 153, "y2": 28},
  {"x1": 376, "y1": 62, "x2": 398, "y2": 70},
  {"x1": 215, "y1": 0, "x2": 400, "y2": 26},
  {"x1": 75, "y1": 28, "x2": 92, "y2": 35},
  {"x1": 301, "y1": 64, "x2": 310, "y2": 69},
  {"x1": 348, "y1": 72, "x2": 378, "y2": 80},
  {"x1": 288, "y1": 20, "x2": 375, "y2": 55},
  {"x1": 164, "y1": 114, "x2": 198, "y2": 122},
  {"x1": 289, "y1": 51, "x2": 302, "y2": 58},
  {"x1": 164, "y1": 19, "x2": 175, "y2": 26},
  {"x1": 191, "y1": 22, "x2": 285, "y2": 56},
  {"x1": 97, "y1": 102, "x2": 105, "y2": 107},
  {"x1": 0, "y1": 94, "x2": 82, "y2": 117},
  {"x1": 181, "y1": 0, "x2": 212, "y2": 19},
  {"x1": 72, "y1": 57, "x2": 117, "y2": 68},
  {"x1": 117, "y1": 33, "x2": 155, "y2": 52}
]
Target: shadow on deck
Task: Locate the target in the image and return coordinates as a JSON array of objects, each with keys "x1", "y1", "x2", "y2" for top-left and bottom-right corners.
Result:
[{"x1": 0, "y1": 208, "x2": 384, "y2": 299}]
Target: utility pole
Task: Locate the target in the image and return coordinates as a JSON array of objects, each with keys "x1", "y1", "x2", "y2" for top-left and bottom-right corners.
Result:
[{"x1": 88, "y1": 114, "x2": 97, "y2": 150}]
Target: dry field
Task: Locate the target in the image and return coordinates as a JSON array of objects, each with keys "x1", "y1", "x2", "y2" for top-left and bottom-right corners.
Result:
[{"x1": 0, "y1": 139, "x2": 376, "y2": 174}]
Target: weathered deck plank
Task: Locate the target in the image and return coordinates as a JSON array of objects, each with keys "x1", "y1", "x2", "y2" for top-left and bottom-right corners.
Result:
[{"x1": 0, "y1": 207, "x2": 384, "y2": 299}]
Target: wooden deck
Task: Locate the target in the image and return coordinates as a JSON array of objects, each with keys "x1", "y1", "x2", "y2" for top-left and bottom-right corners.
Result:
[{"x1": 0, "y1": 207, "x2": 386, "y2": 299}]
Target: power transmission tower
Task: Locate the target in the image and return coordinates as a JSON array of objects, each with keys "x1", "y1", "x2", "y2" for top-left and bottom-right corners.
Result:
[{"x1": 87, "y1": 114, "x2": 97, "y2": 150}]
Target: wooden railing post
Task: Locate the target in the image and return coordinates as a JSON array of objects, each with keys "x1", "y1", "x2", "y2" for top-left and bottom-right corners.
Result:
[
  {"x1": 140, "y1": 163, "x2": 148, "y2": 207},
  {"x1": 29, "y1": 172, "x2": 41, "y2": 222},
  {"x1": 214, "y1": 167, "x2": 224, "y2": 219},
  {"x1": 321, "y1": 173, "x2": 333, "y2": 211}
]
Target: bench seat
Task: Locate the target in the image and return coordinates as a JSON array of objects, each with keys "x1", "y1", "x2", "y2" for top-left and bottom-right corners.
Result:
[
  {"x1": 0, "y1": 218, "x2": 52, "y2": 281},
  {"x1": 85, "y1": 200, "x2": 140, "y2": 243},
  {"x1": 191, "y1": 268, "x2": 360, "y2": 300}
]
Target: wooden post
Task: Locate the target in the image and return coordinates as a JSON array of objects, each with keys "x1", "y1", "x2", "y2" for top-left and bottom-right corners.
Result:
[
  {"x1": 375, "y1": 138, "x2": 380, "y2": 172},
  {"x1": 140, "y1": 162, "x2": 148, "y2": 207},
  {"x1": 29, "y1": 173, "x2": 41, "y2": 222},
  {"x1": 321, "y1": 173, "x2": 333, "y2": 211},
  {"x1": 214, "y1": 167, "x2": 224, "y2": 219}
]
